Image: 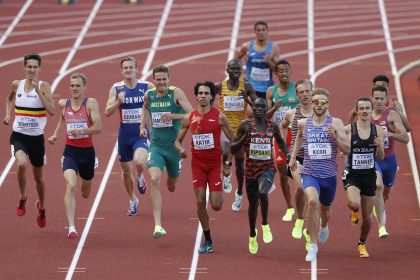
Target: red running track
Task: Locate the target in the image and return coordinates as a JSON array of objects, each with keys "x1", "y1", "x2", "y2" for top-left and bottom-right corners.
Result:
[{"x1": 0, "y1": 0, "x2": 419, "y2": 279}]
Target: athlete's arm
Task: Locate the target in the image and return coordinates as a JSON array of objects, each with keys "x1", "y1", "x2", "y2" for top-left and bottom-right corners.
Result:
[
  {"x1": 48, "y1": 99, "x2": 66, "y2": 144},
  {"x1": 78, "y1": 98, "x2": 102, "y2": 135},
  {"x1": 3, "y1": 80, "x2": 19, "y2": 125},
  {"x1": 348, "y1": 108, "x2": 358, "y2": 124},
  {"x1": 328, "y1": 118, "x2": 349, "y2": 154},
  {"x1": 265, "y1": 86, "x2": 276, "y2": 119},
  {"x1": 235, "y1": 42, "x2": 249, "y2": 60},
  {"x1": 265, "y1": 43, "x2": 280, "y2": 73},
  {"x1": 388, "y1": 110, "x2": 409, "y2": 143},
  {"x1": 273, "y1": 124, "x2": 288, "y2": 155},
  {"x1": 374, "y1": 124, "x2": 385, "y2": 160},
  {"x1": 231, "y1": 119, "x2": 250, "y2": 154},
  {"x1": 244, "y1": 82, "x2": 257, "y2": 102},
  {"x1": 388, "y1": 99, "x2": 411, "y2": 132},
  {"x1": 172, "y1": 88, "x2": 193, "y2": 119},
  {"x1": 219, "y1": 112, "x2": 235, "y2": 142},
  {"x1": 289, "y1": 119, "x2": 306, "y2": 171},
  {"x1": 280, "y1": 108, "x2": 294, "y2": 140},
  {"x1": 105, "y1": 85, "x2": 123, "y2": 117},
  {"x1": 35, "y1": 81, "x2": 55, "y2": 116},
  {"x1": 140, "y1": 92, "x2": 149, "y2": 138},
  {"x1": 174, "y1": 113, "x2": 191, "y2": 159}
]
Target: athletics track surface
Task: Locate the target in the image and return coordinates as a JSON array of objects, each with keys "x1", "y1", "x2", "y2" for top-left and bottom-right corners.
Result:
[{"x1": 0, "y1": 0, "x2": 419, "y2": 279}]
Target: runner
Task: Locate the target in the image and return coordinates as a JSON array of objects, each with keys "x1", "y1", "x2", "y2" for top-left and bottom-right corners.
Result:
[
  {"x1": 266, "y1": 59, "x2": 299, "y2": 221},
  {"x1": 105, "y1": 56, "x2": 154, "y2": 216},
  {"x1": 231, "y1": 97, "x2": 288, "y2": 254},
  {"x1": 216, "y1": 58, "x2": 256, "y2": 212},
  {"x1": 289, "y1": 88, "x2": 347, "y2": 261},
  {"x1": 140, "y1": 65, "x2": 193, "y2": 238},
  {"x1": 236, "y1": 20, "x2": 280, "y2": 99},
  {"x1": 175, "y1": 81, "x2": 235, "y2": 253},
  {"x1": 281, "y1": 79, "x2": 313, "y2": 238},
  {"x1": 48, "y1": 73, "x2": 102, "y2": 239},
  {"x1": 4, "y1": 53, "x2": 55, "y2": 227}
]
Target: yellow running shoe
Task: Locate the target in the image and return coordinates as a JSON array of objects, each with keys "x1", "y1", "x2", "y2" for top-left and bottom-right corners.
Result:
[
  {"x1": 350, "y1": 211, "x2": 359, "y2": 225},
  {"x1": 282, "y1": 208, "x2": 295, "y2": 222},
  {"x1": 153, "y1": 225, "x2": 166, "y2": 239},
  {"x1": 292, "y1": 218, "x2": 304, "y2": 239},
  {"x1": 249, "y1": 229, "x2": 258, "y2": 254},
  {"x1": 261, "y1": 224, "x2": 273, "y2": 244},
  {"x1": 303, "y1": 228, "x2": 311, "y2": 251},
  {"x1": 358, "y1": 243, "x2": 369, "y2": 258},
  {"x1": 378, "y1": 226, "x2": 389, "y2": 238}
]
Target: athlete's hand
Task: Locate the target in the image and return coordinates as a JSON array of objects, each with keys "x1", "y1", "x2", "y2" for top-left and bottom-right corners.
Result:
[
  {"x1": 140, "y1": 127, "x2": 147, "y2": 138},
  {"x1": 243, "y1": 120, "x2": 252, "y2": 136},
  {"x1": 48, "y1": 135, "x2": 57, "y2": 144},
  {"x1": 32, "y1": 79, "x2": 40, "y2": 95},
  {"x1": 3, "y1": 116, "x2": 10, "y2": 125},
  {"x1": 161, "y1": 112, "x2": 172, "y2": 121},
  {"x1": 274, "y1": 100, "x2": 282, "y2": 109},
  {"x1": 327, "y1": 125, "x2": 337, "y2": 140},
  {"x1": 289, "y1": 156, "x2": 297, "y2": 171},
  {"x1": 373, "y1": 136, "x2": 383, "y2": 147},
  {"x1": 179, "y1": 148, "x2": 187, "y2": 159},
  {"x1": 263, "y1": 52, "x2": 272, "y2": 64},
  {"x1": 117, "y1": 92, "x2": 125, "y2": 104},
  {"x1": 70, "y1": 129, "x2": 83, "y2": 137}
]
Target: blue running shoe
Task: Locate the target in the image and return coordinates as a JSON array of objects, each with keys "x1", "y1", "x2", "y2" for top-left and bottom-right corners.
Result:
[
  {"x1": 198, "y1": 241, "x2": 213, "y2": 254},
  {"x1": 137, "y1": 175, "x2": 147, "y2": 195},
  {"x1": 127, "y1": 198, "x2": 139, "y2": 216}
]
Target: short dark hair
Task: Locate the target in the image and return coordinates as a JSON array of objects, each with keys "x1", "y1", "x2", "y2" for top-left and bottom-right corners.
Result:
[
  {"x1": 120, "y1": 56, "x2": 137, "y2": 68},
  {"x1": 254, "y1": 20, "x2": 268, "y2": 30},
  {"x1": 194, "y1": 81, "x2": 216, "y2": 104},
  {"x1": 152, "y1": 65, "x2": 169, "y2": 78},
  {"x1": 372, "y1": 75, "x2": 389, "y2": 85},
  {"x1": 355, "y1": 96, "x2": 373, "y2": 111},
  {"x1": 275, "y1": 59, "x2": 291, "y2": 71},
  {"x1": 24, "y1": 53, "x2": 42, "y2": 67},
  {"x1": 371, "y1": 85, "x2": 387, "y2": 96}
]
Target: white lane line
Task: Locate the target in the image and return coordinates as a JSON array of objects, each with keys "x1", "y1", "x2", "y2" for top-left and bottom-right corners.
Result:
[
  {"x1": 226, "y1": 0, "x2": 244, "y2": 62},
  {"x1": 141, "y1": 0, "x2": 173, "y2": 76},
  {"x1": 65, "y1": 1, "x2": 172, "y2": 279},
  {"x1": 394, "y1": 59, "x2": 420, "y2": 208},
  {"x1": 0, "y1": 0, "x2": 32, "y2": 47},
  {"x1": 307, "y1": 0, "x2": 315, "y2": 77},
  {"x1": 378, "y1": 0, "x2": 398, "y2": 75},
  {"x1": 51, "y1": 0, "x2": 104, "y2": 93},
  {"x1": 0, "y1": 157, "x2": 16, "y2": 188}
]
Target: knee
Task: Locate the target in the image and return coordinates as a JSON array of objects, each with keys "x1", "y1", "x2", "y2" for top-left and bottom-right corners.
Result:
[
  {"x1": 347, "y1": 201, "x2": 359, "y2": 211},
  {"x1": 196, "y1": 198, "x2": 206, "y2": 209},
  {"x1": 212, "y1": 203, "x2": 222, "y2": 211},
  {"x1": 16, "y1": 159, "x2": 28, "y2": 172},
  {"x1": 65, "y1": 183, "x2": 77, "y2": 194},
  {"x1": 307, "y1": 198, "x2": 319, "y2": 209},
  {"x1": 121, "y1": 168, "x2": 131, "y2": 178},
  {"x1": 150, "y1": 174, "x2": 161, "y2": 188},
  {"x1": 376, "y1": 182, "x2": 384, "y2": 194}
]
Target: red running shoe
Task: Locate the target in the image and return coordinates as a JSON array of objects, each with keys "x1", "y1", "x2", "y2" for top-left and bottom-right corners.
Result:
[
  {"x1": 17, "y1": 196, "x2": 27, "y2": 216},
  {"x1": 35, "y1": 200, "x2": 46, "y2": 228}
]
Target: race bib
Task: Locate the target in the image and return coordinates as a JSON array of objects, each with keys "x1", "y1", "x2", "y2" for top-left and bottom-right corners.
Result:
[
  {"x1": 192, "y1": 133, "x2": 214, "y2": 150},
  {"x1": 352, "y1": 153, "x2": 374, "y2": 169},
  {"x1": 250, "y1": 67, "x2": 270, "y2": 81},
  {"x1": 223, "y1": 96, "x2": 244, "y2": 111},
  {"x1": 15, "y1": 116, "x2": 40, "y2": 129},
  {"x1": 381, "y1": 126, "x2": 389, "y2": 149},
  {"x1": 273, "y1": 106, "x2": 290, "y2": 125},
  {"x1": 122, "y1": 108, "x2": 141, "y2": 124},
  {"x1": 67, "y1": 122, "x2": 88, "y2": 139},
  {"x1": 152, "y1": 112, "x2": 173, "y2": 128},
  {"x1": 308, "y1": 143, "x2": 332, "y2": 160},
  {"x1": 249, "y1": 143, "x2": 271, "y2": 160}
]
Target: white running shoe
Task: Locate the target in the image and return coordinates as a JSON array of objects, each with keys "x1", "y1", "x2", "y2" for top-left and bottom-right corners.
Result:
[
  {"x1": 305, "y1": 243, "x2": 318, "y2": 262},
  {"x1": 232, "y1": 190, "x2": 242, "y2": 211},
  {"x1": 223, "y1": 174, "x2": 232, "y2": 193},
  {"x1": 268, "y1": 183, "x2": 276, "y2": 194},
  {"x1": 318, "y1": 225, "x2": 329, "y2": 244}
]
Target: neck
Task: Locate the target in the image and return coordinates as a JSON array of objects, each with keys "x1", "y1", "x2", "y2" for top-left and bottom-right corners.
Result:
[
  {"x1": 125, "y1": 77, "x2": 136, "y2": 88},
  {"x1": 357, "y1": 119, "x2": 371, "y2": 128},
  {"x1": 312, "y1": 113, "x2": 327, "y2": 124},
  {"x1": 198, "y1": 105, "x2": 210, "y2": 115},
  {"x1": 278, "y1": 81, "x2": 288, "y2": 90},
  {"x1": 301, "y1": 104, "x2": 313, "y2": 116}
]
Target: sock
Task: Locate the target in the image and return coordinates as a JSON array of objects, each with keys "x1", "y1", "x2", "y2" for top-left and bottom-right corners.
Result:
[{"x1": 203, "y1": 230, "x2": 212, "y2": 243}]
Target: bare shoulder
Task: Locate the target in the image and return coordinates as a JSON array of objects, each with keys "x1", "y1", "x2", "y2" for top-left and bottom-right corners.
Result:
[{"x1": 57, "y1": 99, "x2": 67, "y2": 108}]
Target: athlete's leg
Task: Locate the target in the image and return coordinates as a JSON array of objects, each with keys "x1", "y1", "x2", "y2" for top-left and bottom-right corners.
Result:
[
  {"x1": 64, "y1": 169, "x2": 78, "y2": 228},
  {"x1": 32, "y1": 165, "x2": 46, "y2": 209}
]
